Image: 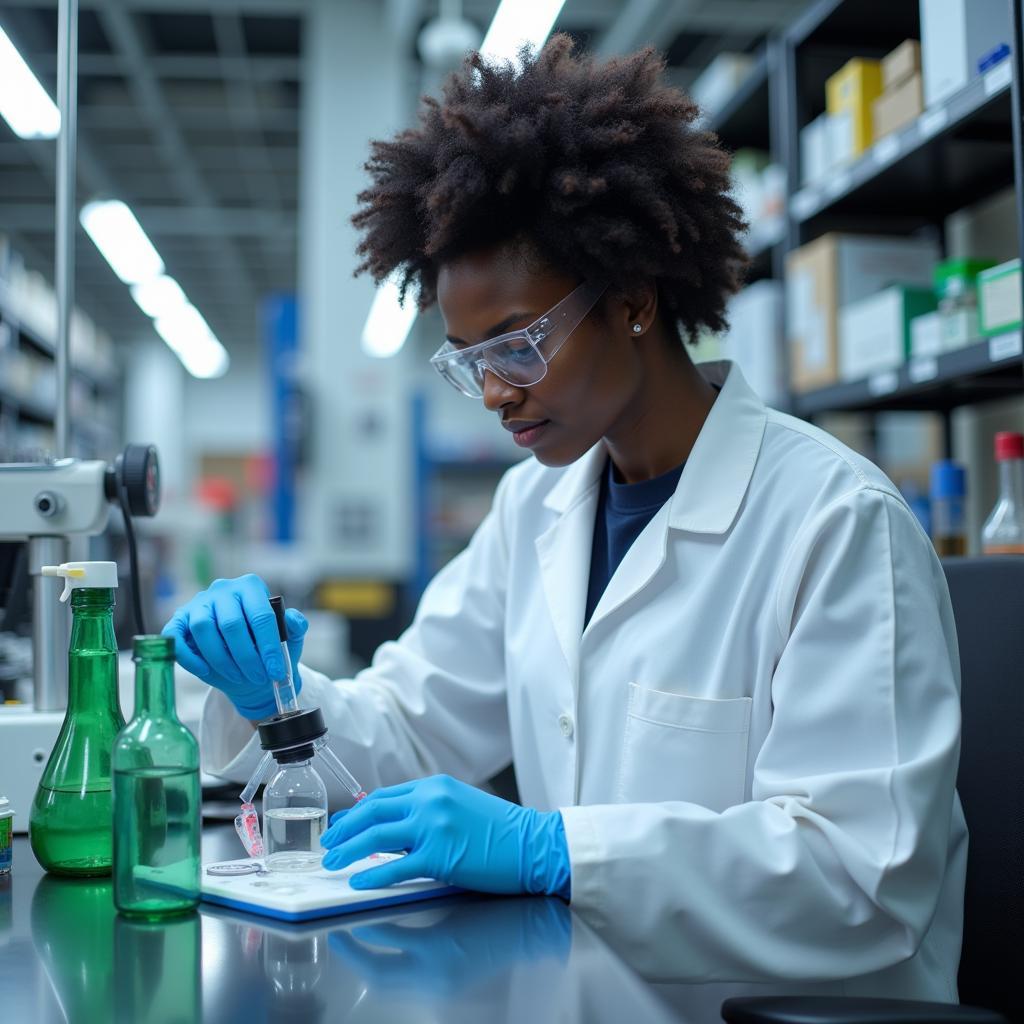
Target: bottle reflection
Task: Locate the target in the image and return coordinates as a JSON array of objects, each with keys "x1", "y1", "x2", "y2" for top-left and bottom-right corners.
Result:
[
  {"x1": 263, "y1": 930, "x2": 327, "y2": 1018},
  {"x1": 114, "y1": 911, "x2": 201, "y2": 1022},
  {"x1": 31, "y1": 875, "x2": 117, "y2": 1022}
]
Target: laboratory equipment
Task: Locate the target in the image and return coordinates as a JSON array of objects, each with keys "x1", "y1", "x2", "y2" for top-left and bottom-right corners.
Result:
[
  {"x1": 981, "y1": 432, "x2": 1024, "y2": 554},
  {"x1": 0, "y1": 445, "x2": 161, "y2": 828},
  {"x1": 930, "y1": 460, "x2": 968, "y2": 556},
  {"x1": 112, "y1": 635, "x2": 201, "y2": 917},
  {"x1": 29, "y1": 562, "x2": 124, "y2": 876},
  {"x1": 268, "y1": 596, "x2": 299, "y2": 714},
  {"x1": 237, "y1": 708, "x2": 366, "y2": 872},
  {"x1": 0, "y1": 795, "x2": 12, "y2": 873}
]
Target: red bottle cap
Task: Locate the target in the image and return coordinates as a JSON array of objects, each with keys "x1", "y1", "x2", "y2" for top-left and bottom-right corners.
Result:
[{"x1": 994, "y1": 432, "x2": 1024, "y2": 461}]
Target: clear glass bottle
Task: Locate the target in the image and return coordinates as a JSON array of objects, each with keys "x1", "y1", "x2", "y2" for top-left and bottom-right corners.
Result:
[
  {"x1": 113, "y1": 635, "x2": 201, "y2": 916},
  {"x1": 930, "y1": 460, "x2": 968, "y2": 557},
  {"x1": 30, "y1": 563, "x2": 124, "y2": 876},
  {"x1": 263, "y1": 758, "x2": 328, "y2": 872},
  {"x1": 982, "y1": 431, "x2": 1024, "y2": 554}
]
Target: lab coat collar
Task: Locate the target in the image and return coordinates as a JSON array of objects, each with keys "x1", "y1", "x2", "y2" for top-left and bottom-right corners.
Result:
[{"x1": 542, "y1": 360, "x2": 766, "y2": 535}]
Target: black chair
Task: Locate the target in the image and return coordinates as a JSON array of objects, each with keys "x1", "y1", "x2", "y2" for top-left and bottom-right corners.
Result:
[{"x1": 722, "y1": 557, "x2": 1024, "y2": 1024}]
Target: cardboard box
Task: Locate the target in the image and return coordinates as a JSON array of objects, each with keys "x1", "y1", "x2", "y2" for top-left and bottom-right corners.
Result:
[
  {"x1": 786, "y1": 233, "x2": 940, "y2": 391},
  {"x1": 920, "y1": 0, "x2": 1010, "y2": 106},
  {"x1": 826, "y1": 58, "x2": 883, "y2": 158},
  {"x1": 882, "y1": 40, "x2": 921, "y2": 90},
  {"x1": 873, "y1": 72, "x2": 924, "y2": 141},
  {"x1": 977, "y1": 258, "x2": 1022, "y2": 336},
  {"x1": 911, "y1": 310, "x2": 943, "y2": 357},
  {"x1": 839, "y1": 286, "x2": 937, "y2": 380}
]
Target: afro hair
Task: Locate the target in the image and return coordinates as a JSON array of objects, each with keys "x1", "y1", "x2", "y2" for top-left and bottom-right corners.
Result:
[{"x1": 352, "y1": 32, "x2": 748, "y2": 342}]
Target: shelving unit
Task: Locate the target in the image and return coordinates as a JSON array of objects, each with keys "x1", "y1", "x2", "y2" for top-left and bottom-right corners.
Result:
[
  {"x1": 0, "y1": 253, "x2": 121, "y2": 461},
  {"x1": 716, "y1": 0, "x2": 1024, "y2": 433}
]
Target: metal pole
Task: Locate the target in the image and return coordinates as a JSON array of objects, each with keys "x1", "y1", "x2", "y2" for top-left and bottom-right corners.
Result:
[
  {"x1": 29, "y1": 536, "x2": 68, "y2": 713},
  {"x1": 54, "y1": 0, "x2": 78, "y2": 459}
]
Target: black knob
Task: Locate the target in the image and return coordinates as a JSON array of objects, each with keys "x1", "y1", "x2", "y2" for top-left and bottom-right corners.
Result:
[{"x1": 107, "y1": 444, "x2": 161, "y2": 517}]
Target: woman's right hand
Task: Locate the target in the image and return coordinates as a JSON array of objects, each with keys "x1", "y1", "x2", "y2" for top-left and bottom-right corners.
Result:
[{"x1": 161, "y1": 573, "x2": 308, "y2": 721}]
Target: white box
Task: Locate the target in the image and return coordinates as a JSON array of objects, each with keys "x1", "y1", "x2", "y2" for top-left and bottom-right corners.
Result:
[
  {"x1": 721, "y1": 280, "x2": 784, "y2": 406},
  {"x1": 911, "y1": 310, "x2": 943, "y2": 357},
  {"x1": 692, "y1": 53, "x2": 754, "y2": 120},
  {"x1": 800, "y1": 114, "x2": 830, "y2": 186},
  {"x1": 839, "y1": 285, "x2": 936, "y2": 381},
  {"x1": 920, "y1": 0, "x2": 1010, "y2": 106},
  {"x1": 827, "y1": 110, "x2": 855, "y2": 167}
]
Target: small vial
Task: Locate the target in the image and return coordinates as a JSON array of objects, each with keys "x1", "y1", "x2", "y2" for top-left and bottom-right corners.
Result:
[
  {"x1": 982, "y1": 432, "x2": 1024, "y2": 554},
  {"x1": 268, "y1": 596, "x2": 299, "y2": 715},
  {"x1": 930, "y1": 460, "x2": 968, "y2": 557}
]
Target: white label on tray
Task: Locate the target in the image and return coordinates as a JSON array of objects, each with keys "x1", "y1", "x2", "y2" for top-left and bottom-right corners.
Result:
[
  {"x1": 984, "y1": 60, "x2": 1012, "y2": 97},
  {"x1": 867, "y1": 370, "x2": 899, "y2": 396},
  {"x1": 988, "y1": 331, "x2": 1023, "y2": 361},
  {"x1": 791, "y1": 189, "x2": 819, "y2": 220},
  {"x1": 908, "y1": 357, "x2": 938, "y2": 383},
  {"x1": 873, "y1": 135, "x2": 900, "y2": 166},
  {"x1": 918, "y1": 107, "x2": 949, "y2": 139}
]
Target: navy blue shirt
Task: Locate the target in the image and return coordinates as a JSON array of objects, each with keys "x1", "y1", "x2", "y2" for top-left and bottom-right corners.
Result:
[{"x1": 583, "y1": 456, "x2": 686, "y2": 629}]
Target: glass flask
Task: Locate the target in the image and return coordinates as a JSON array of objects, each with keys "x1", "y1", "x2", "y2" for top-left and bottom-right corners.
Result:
[
  {"x1": 240, "y1": 707, "x2": 363, "y2": 871},
  {"x1": 30, "y1": 564, "x2": 125, "y2": 876},
  {"x1": 113, "y1": 635, "x2": 201, "y2": 916}
]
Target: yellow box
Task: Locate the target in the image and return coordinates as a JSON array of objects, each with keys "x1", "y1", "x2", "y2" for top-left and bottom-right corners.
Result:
[{"x1": 826, "y1": 58, "x2": 883, "y2": 157}]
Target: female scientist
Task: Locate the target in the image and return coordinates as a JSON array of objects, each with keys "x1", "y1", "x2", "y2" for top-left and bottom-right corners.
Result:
[{"x1": 168, "y1": 36, "x2": 966, "y2": 998}]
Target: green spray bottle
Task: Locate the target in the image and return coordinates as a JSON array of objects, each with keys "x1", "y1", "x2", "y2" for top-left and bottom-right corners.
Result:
[{"x1": 29, "y1": 561, "x2": 124, "y2": 876}]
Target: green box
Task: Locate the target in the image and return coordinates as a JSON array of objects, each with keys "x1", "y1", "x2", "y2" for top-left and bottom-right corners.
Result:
[
  {"x1": 839, "y1": 285, "x2": 937, "y2": 380},
  {"x1": 977, "y1": 258, "x2": 1022, "y2": 336},
  {"x1": 933, "y1": 258, "x2": 996, "y2": 300}
]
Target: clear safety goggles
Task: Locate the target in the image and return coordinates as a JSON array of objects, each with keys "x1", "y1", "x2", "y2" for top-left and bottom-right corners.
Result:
[{"x1": 430, "y1": 279, "x2": 607, "y2": 398}]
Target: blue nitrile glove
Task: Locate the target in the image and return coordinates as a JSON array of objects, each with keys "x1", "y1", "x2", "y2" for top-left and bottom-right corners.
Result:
[
  {"x1": 319, "y1": 774, "x2": 572, "y2": 899},
  {"x1": 161, "y1": 573, "x2": 308, "y2": 721}
]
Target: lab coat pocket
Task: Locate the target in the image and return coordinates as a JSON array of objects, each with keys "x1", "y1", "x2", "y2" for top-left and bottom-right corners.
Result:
[{"x1": 615, "y1": 684, "x2": 752, "y2": 811}]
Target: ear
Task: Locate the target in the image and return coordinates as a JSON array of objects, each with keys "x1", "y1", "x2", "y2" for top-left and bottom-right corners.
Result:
[{"x1": 609, "y1": 281, "x2": 658, "y2": 338}]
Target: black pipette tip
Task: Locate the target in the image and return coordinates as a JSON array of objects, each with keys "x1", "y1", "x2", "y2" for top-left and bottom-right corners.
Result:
[{"x1": 268, "y1": 595, "x2": 288, "y2": 641}]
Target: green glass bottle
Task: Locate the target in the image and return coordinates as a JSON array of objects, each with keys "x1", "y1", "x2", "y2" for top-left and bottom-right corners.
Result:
[
  {"x1": 113, "y1": 635, "x2": 201, "y2": 917},
  {"x1": 30, "y1": 580, "x2": 124, "y2": 876}
]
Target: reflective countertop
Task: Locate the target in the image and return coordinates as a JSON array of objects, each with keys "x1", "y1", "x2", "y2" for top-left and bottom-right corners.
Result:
[{"x1": 0, "y1": 828, "x2": 686, "y2": 1024}]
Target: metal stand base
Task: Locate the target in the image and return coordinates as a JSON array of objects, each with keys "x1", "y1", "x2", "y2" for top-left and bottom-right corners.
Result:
[{"x1": 0, "y1": 708, "x2": 65, "y2": 832}]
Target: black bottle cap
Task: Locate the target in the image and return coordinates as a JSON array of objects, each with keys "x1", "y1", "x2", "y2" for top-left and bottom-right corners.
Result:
[
  {"x1": 257, "y1": 706, "x2": 326, "y2": 764},
  {"x1": 268, "y1": 596, "x2": 288, "y2": 642}
]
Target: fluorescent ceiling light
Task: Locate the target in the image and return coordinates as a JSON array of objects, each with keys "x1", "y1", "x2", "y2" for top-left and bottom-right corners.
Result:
[
  {"x1": 0, "y1": 25, "x2": 60, "y2": 139},
  {"x1": 154, "y1": 304, "x2": 230, "y2": 379},
  {"x1": 480, "y1": 0, "x2": 566, "y2": 63},
  {"x1": 361, "y1": 274, "x2": 418, "y2": 358},
  {"x1": 130, "y1": 274, "x2": 187, "y2": 319},
  {"x1": 80, "y1": 200, "x2": 165, "y2": 285}
]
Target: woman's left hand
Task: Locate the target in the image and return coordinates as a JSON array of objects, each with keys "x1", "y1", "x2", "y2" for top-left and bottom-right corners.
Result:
[{"x1": 319, "y1": 774, "x2": 571, "y2": 898}]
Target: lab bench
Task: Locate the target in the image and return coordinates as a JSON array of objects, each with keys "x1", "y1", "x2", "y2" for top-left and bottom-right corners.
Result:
[{"x1": 0, "y1": 826, "x2": 682, "y2": 1024}]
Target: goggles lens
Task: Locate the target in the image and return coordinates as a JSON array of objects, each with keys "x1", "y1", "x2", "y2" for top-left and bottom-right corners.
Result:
[{"x1": 431, "y1": 280, "x2": 606, "y2": 398}]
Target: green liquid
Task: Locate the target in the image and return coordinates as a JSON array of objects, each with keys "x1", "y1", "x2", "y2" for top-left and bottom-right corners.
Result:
[
  {"x1": 29, "y1": 784, "x2": 114, "y2": 877},
  {"x1": 113, "y1": 766, "x2": 200, "y2": 917}
]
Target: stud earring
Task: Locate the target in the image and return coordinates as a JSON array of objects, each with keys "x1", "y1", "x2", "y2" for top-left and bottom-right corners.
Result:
[{"x1": 631, "y1": 323, "x2": 643, "y2": 334}]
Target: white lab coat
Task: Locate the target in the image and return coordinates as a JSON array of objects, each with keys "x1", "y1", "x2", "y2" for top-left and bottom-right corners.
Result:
[{"x1": 202, "y1": 361, "x2": 966, "y2": 999}]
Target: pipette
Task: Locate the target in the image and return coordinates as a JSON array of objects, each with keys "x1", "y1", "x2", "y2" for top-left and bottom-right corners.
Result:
[
  {"x1": 268, "y1": 596, "x2": 299, "y2": 714},
  {"x1": 317, "y1": 744, "x2": 368, "y2": 802}
]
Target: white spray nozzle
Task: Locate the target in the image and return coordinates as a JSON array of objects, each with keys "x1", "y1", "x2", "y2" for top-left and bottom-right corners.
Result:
[{"x1": 40, "y1": 561, "x2": 119, "y2": 602}]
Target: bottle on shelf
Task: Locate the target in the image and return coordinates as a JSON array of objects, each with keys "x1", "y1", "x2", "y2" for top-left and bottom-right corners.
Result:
[
  {"x1": 981, "y1": 432, "x2": 1024, "y2": 555},
  {"x1": 112, "y1": 635, "x2": 201, "y2": 917},
  {"x1": 29, "y1": 562, "x2": 124, "y2": 876},
  {"x1": 930, "y1": 460, "x2": 968, "y2": 557}
]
